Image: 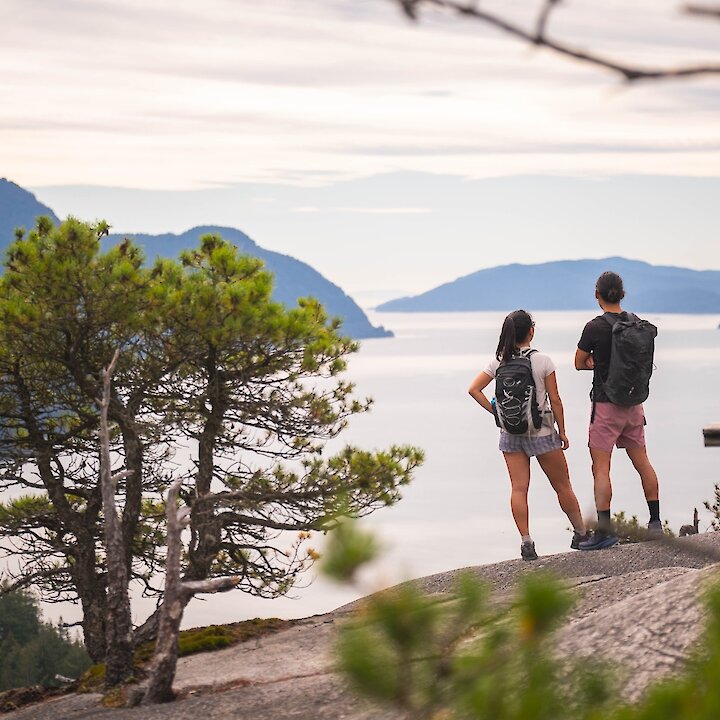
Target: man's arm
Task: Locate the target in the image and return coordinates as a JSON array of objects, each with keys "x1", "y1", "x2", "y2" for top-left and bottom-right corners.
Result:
[
  {"x1": 576, "y1": 321, "x2": 596, "y2": 371},
  {"x1": 575, "y1": 348, "x2": 594, "y2": 371}
]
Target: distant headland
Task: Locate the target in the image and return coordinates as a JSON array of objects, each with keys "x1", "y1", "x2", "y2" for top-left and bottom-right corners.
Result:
[{"x1": 377, "y1": 257, "x2": 720, "y2": 314}]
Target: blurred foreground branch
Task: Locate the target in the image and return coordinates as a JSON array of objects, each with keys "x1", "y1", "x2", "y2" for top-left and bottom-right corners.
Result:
[{"x1": 395, "y1": 0, "x2": 720, "y2": 82}]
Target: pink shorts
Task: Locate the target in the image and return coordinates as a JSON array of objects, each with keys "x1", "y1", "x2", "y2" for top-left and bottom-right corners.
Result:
[{"x1": 589, "y1": 402, "x2": 646, "y2": 453}]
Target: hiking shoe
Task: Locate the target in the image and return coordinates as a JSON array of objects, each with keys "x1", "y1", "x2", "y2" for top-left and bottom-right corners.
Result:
[
  {"x1": 521, "y1": 540, "x2": 538, "y2": 561},
  {"x1": 571, "y1": 531, "x2": 591, "y2": 550},
  {"x1": 578, "y1": 530, "x2": 619, "y2": 551},
  {"x1": 647, "y1": 520, "x2": 664, "y2": 539}
]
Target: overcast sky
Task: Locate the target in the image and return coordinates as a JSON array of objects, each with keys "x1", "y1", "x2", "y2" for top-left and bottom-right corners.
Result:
[{"x1": 2, "y1": 0, "x2": 719, "y2": 300}]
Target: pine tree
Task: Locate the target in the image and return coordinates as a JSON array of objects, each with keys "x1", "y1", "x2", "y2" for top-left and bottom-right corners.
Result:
[{"x1": 0, "y1": 218, "x2": 423, "y2": 676}]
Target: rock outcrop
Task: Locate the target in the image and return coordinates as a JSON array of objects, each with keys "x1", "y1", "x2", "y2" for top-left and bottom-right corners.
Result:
[{"x1": 6, "y1": 533, "x2": 720, "y2": 720}]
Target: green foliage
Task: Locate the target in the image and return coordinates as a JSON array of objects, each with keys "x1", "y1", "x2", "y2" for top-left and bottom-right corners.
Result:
[
  {"x1": 75, "y1": 663, "x2": 106, "y2": 694},
  {"x1": 337, "y1": 570, "x2": 614, "y2": 719},
  {"x1": 337, "y1": 582, "x2": 454, "y2": 707},
  {"x1": 177, "y1": 626, "x2": 234, "y2": 656},
  {"x1": 0, "y1": 217, "x2": 423, "y2": 661},
  {"x1": 0, "y1": 585, "x2": 91, "y2": 691},
  {"x1": 0, "y1": 581, "x2": 38, "y2": 646},
  {"x1": 322, "y1": 517, "x2": 382, "y2": 582},
  {"x1": 0, "y1": 495, "x2": 54, "y2": 533},
  {"x1": 331, "y1": 527, "x2": 720, "y2": 720}
]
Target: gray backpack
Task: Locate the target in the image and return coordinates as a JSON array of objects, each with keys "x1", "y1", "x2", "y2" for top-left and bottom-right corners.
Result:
[
  {"x1": 493, "y1": 350, "x2": 543, "y2": 435},
  {"x1": 602, "y1": 312, "x2": 657, "y2": 405}
]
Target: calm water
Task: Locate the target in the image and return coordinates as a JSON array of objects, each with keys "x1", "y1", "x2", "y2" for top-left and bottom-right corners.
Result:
[{"x1": 41, "y1": 311, "x2": 720, "y2": 628}]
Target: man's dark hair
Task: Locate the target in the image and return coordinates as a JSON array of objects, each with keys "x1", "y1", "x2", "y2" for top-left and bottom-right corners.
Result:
[{"x1": 596, "y1": 271, "x2": 625, "y2": 304}]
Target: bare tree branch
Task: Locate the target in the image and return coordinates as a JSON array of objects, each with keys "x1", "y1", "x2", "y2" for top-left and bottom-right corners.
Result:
[
  {"x1": 397, "y1": 0, "x2": 720, "y2": 82},
  {"x1": 143, "y1": 480, "x2": 239, "y2": 704},
  {"x1": 685, "y1": 4, "x2": 720, "y2": 19},
  {"x1": 0, "y1": 567, "x2": 67, "y2": 596},
  {"x1": 181, "y1": 577, "x2": 238, "y2": 596},
  {"x1": 535, "y1": 0, "x2": 561, "y2": 41}
]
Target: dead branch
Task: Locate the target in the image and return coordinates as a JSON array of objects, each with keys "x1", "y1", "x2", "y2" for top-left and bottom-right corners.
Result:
[
  {"x1": 181, "y1": 577, "x2": 239, "y2": 596},
  {"x1": 396, "y1": 0, "x2": 720, "y2": 82},
  {"x1": 143, "y1": 480, "x2": 239, "y2": 704},
  {"x1": 685, "y1": 4, "x2": 720, "y2": 19}
]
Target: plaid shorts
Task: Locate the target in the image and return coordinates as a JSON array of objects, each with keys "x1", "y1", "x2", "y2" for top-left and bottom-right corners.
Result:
[{"x1": 499, "y1": 430, "x2": 563, "y2": 457}]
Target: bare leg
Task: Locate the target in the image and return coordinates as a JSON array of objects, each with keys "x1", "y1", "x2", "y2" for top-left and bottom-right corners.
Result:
[
  {"x1": 589, "y1": 447, "x2": 613, "y2": 512},
  {"x1": 502, "y1": 452, "x2": 531, "y2": 537},
  {"x1": 536, "y1": 449, "x2": 585, "y2": 532},
  {"x1": 624, "y1": 445, "x2": 659, "y2": 501}
]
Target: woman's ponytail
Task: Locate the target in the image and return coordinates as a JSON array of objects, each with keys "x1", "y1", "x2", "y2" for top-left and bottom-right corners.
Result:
[
  {"x1": 496, "y1": 315, "x2": 517, "y2": 362},
  {"x1": 495, "y1": 310, "x2": 533, "y2": 362}
]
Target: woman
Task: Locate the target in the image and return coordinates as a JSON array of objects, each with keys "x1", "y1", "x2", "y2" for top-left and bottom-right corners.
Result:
[{"x1": 468, "y1": 309, "x2": 588, "y2": 560}]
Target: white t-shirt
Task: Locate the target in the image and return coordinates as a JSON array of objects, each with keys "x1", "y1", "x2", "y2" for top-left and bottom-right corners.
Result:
[{"x1": 483, "y1": 347, "x2": 557, "y2": 436}]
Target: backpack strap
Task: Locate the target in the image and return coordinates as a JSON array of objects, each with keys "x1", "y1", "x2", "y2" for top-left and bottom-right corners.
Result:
[
  {"x1": 594, "y1": 314, "x2": 618, "y2": 415},
  {"x1": 603, "y1": 311, "x2": 636, "y2": 328},
  {"x1": 602, "y1": 311, "x2": 621, "y2": 328},
  {"x1": 522, "y1": 349, "x2": 552, "y2": 418}
]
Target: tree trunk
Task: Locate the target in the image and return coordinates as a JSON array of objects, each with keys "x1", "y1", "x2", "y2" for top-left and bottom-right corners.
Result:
[
  {"x1": 133, "y1": 607, "x2": 160, "y2": 648},
  {"x1": 118, "y1": 415, "x2": 144, "y2": 575},
  {"x1": 144, "y1": 480, "x2": 188, "y2": 703},
  {"x1": 187, "y1": 350, "x2": 225, "y2": 581},
  {"x1": 143, "y1": 590, "x2": 188, "y2": 702},
  {"x1": 17, "y1": 363, "x2": 113, "y2": 663},
  {"x1": 144, "y1": 481, "x2": 238, "y2": 704},
  {"x1": 76, "y1": 576, "x2": 108, "y2": 664},
  {"x1": 100, "y1": 352, "x2": 135, "y2": 687}
]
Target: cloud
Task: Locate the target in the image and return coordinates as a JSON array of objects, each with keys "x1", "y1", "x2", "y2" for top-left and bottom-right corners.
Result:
[
  {"x1": 331, "y1": 141, "x2": 720, "y2": 157},
  {"x1": 1, "y1": 0, "x2": 719, "y2": 188},
  {"x1": 291, "y1": 206, "x2": 432, "y2": 214}
]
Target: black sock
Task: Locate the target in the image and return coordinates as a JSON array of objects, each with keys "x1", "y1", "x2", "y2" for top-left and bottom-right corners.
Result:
[
  {"x1": 598, "y1": 510, "x2": 611, "y2": 533},
  {"x1": 648, "y1": 500, "x2": 660, "y2": 523}
]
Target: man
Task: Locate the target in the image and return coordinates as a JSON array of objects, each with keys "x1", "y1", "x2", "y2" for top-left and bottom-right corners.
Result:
[{"x1": 574, "y1": 271, "x2": 661, "y2": 550}]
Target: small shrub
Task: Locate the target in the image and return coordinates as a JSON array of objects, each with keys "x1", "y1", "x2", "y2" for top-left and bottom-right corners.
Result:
[
  {"x1": 178, "y1": 627, "x2": 234, "y2": 657},
  {"x1": 134, "y1": 618, "x2": 294, "y2": 667},
  {"x1": 583, "y1": 511, "x2": 676, "y2": 544}
]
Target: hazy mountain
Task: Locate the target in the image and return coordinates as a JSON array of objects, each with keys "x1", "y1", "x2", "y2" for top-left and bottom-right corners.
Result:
[
  {"x1": 0, "y1": 180, "x2": 389, "y2": 339},
  {"x1": 377, "y1": 257, "x2": 720, "y2": 314},
  {"x1": 109, "y1": 226, "x2": 390, "y2": 338},
  {"x1": 0, "y1": 178, "x2": 59, "y2": 241}
]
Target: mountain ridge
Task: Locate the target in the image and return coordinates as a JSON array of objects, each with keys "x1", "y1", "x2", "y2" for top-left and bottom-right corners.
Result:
[
  {"x1": 108, "y1": 225, "x2": 391, "y2": 339},
  {"x1": 0, "y1": 178, "x2": 60, "y2": 241},
  {"x1": 377, "y1": 256, "x2": 720, "y2": 314},
  {"x1": 0, "y1": 181, "x2": 389, "y2": 339}
]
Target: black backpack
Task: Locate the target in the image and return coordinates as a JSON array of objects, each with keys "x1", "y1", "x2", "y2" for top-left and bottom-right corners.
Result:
[
  {"x1": 602, "y1": 312, "x2": 657, "y2": 405},
  {"x1": 493, "y1": 350, "x2": 543, "y2": 435}
]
